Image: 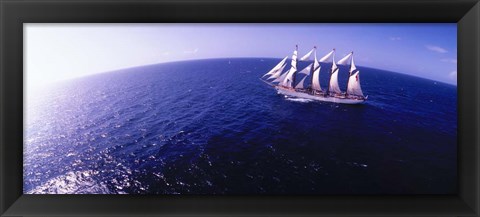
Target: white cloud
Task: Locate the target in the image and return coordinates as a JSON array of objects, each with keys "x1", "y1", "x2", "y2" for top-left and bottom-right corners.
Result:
[
  {"x1": 449, "y1": 70, "x2": 457, "y2": 80},
  {"x1": 161, "y1": 51, "x2": 170, "y2": 56},
  {"x1": 441, "y1": 58, "x2": 457, "y2": 63},
  {"x1": 183, "y1": 48, "x2": 198, "y2": 54},
  {"x1": 426, "y1": 45, "x2": 448, "y2": 53},
  {"x1": 389, "y1": 36, "x2": 402, "y2": 41}
]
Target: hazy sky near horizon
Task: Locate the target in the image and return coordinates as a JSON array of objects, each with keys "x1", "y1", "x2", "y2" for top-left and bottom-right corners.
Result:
[{"x1": 25, "y1": 23, "x2": 457, "y2": 87}]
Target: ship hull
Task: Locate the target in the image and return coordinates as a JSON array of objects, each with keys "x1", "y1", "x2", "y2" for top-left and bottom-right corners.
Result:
[{"x1": 276, "y1": 86, "x2": 366, "y2": 104}]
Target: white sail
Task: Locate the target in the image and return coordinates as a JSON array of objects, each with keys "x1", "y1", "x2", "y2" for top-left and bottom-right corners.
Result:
[
  {"x1": 282, "y1": 67, "x2": 296, "y2": 87},
  {"x1": 311, "y1": 67, "x2": 321, "y2": 91},
  {"x1": 328, "y1": 51, "x2": 342, "y2": 94},
  {"x1": 319, "y1": 50, "x2": 334, "y2": 63},
  {"x1": 337, "y1": 52, "x2": 353, "y2": 65},
  {"x1": 282, "y1": 46, "x2": 298, "y2": 88},
  {"x1": 329, "y1": 68, "x2": 342, "y2": 94},
  {"x1": 267, "y1": 63, "x2": 287, "y2": 80},
  {"x1": 299, "y1": 48, "x2": 314, "y2": 61},
  {"x1": 311, "y1": 51, "x2": 322, "y2": 91},
  {"x1": 262, "y1": 56, "x2": 288, "y2": 77},
  {"x1": 295, "y1": 76, "x2": 308, "y2": 89},
  {"x1": 298, "y1": 63, "x2": 313, "y2": 75},
  {"x1": 347, "y1": 71, "x2": 364, "y2": 97},
  {"x1": 349, "y1": 54, "x2": 357, "y2": 73},
  {"x1": 273, "y1": 68, "x2": 289, "y2": 83}
]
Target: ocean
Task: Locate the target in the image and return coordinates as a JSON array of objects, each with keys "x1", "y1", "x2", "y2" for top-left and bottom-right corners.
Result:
[{"x1": 24, "y1": 58, "x2": 457, "y2": 194}]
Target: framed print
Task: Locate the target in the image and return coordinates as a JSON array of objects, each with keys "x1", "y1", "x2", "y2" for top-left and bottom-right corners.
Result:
[
  {"x1": 1, "y1": 0, "x2": 479, "y2": 216},
  {"x1": 22, "y1": 22, "x2": 458, "y2": 195}
]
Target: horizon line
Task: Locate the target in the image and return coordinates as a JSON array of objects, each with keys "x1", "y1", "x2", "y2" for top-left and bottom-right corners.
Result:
[{"x1": 26, "y1": 57, "x2": 457, "y2": 89}]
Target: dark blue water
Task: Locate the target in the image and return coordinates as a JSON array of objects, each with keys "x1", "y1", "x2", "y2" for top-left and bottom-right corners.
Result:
[{"x1": 24, "y1": 58, "x2": 457, "y2": 194}]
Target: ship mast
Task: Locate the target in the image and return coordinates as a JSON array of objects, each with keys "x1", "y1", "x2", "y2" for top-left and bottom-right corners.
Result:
[
  {"x1": 344, "y1": 52, "x2": 354, "y2": 96},
  {"x1": 346, "y1": 54, "x2": 364, "y2": 98},
  {"x1": 309, "y1": 46, "x2": 317, "y2": 91},
  {"x1": 292, "y1": 45, "x2": 298, "y2": 87},
  {"x1": 281, "y1": 45, "x2": 299, "y2": 88},
  {"x1": 326, "y1": 49, "x2": 336, "y2": 95}
]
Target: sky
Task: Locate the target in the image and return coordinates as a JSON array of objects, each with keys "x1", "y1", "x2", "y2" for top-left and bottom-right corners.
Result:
[{"x1": 25, "y1": 23, "x2": 457, "y2": 88}]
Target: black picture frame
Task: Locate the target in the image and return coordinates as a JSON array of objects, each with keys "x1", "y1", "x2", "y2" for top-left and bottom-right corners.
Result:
[{"x1": 1, "y1": 0, "x2": 479, "y2": 216}]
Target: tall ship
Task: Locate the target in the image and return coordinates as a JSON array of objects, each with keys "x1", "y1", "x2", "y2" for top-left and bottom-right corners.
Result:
[{"x1": 261, "y1": 45, "x2": 367, "y2": 104}]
